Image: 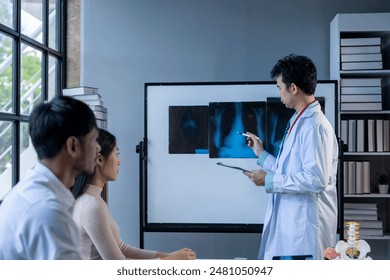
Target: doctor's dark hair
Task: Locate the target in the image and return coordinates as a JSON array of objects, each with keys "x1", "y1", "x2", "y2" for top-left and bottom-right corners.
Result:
[
  {"x1": 71, "y1": 129, "x2": 116, "y2": 199},
  {"x1": 29, "y1": 96, "x2": 97, "y2": 160},
  {"x1": 270, "y1": 54, "x2": 317, "y2": 95}
]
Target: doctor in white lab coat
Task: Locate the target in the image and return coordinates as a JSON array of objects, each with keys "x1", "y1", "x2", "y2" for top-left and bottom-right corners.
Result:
[{"x1": 244, "y1": 54, "x2": 338, "y2": 260}]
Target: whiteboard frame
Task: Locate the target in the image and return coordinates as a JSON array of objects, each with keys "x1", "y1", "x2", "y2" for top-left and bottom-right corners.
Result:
[{"x1": 142, "y1": 81, "x2": 338, "y2": 233}]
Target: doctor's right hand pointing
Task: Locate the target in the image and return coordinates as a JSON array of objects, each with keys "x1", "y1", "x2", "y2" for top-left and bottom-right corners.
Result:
[
  {"x1": 245, "y1": 132, "x2": 264, "y2": 157},
  {"x1": 243, "y1": 131, "x2": 267, "y2": 186}
]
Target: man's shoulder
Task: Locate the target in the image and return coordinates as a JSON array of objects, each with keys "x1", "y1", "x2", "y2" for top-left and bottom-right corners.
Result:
[
  {"x1": 16, "y1": 178, "x2": 58, "y2": 204},
  {"x1": 1, "y1": 178, "x2": 65, "y2": 223},
  {"x1": 304, "y1": 109, "x2": 332, "y2": 126}
]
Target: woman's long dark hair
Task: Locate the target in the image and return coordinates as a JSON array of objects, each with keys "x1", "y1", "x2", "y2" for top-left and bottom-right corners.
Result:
[{"x1": 71, "y1": 128, "x2": 117, "y2": 199}]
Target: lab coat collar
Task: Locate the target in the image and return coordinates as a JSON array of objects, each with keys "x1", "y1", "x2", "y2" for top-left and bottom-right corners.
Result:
[{"x1": 277, "y1": 101, "x2": 320, "y2": 164}]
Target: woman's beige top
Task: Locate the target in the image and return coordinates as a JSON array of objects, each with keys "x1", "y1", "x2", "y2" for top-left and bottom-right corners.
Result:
[{"x1": 73, "y1": 184, "x2": 157, "y2": 260}]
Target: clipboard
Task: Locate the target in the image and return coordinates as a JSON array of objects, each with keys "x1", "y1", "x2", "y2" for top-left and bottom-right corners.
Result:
[{"x1": 216, "y1": 162, "x2": 252, "y2": 173}]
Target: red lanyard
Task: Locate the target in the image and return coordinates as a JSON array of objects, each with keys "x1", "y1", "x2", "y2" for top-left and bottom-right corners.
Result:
[{"x1": 288, "y1": 99, "x2": 316, "y2": 136}]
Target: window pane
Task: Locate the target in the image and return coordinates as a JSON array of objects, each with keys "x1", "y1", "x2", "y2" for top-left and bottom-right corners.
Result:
[
  {"x1": 0, "y1": 120, "x2": 12, "y2": 201},
  {"x1": 0, "y1": 0, "x2": 64, "y2": 200},
  {"x1": 20, "y1": 122, "x2": 37, "y2": 181},
  {"x1": 0, "y1": 0, "x2": 14, "y2": 29},
  {"x1": 48, "y1": 55, "x2": 57, "y2": 100},
  {"x1": 21, "y1": 44, "x2": 42, "y2": 115},
  {"x1": 21, "y1": 0, "x2": 43, "y2": 43},
  {"x1": 48, "y1": 0, "x2": 58, "y2": 50},
  {"x1": 0, "y1": 32, "x2": 13, "y2": 113}
]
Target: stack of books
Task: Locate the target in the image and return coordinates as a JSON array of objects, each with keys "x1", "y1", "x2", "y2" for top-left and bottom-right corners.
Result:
[
  {"x1": 339, "y1": 37, "x2": 383, "y2": 111},
  {"x1": 340, "y1": 78, "x2": 383, "y2": 111},
  {"x1": 343, "y1": 161, "x2": 371, "y2": 194},
  {"x1": 340, "y1": 37, "x2": 383, "y2": 71},
  {"x1": 340, "y1": 117, "x2": 390, "y2": 152},
  {"x1": 62, "y1": 86, "x2": 108, "y2": 129},
  {"x1": 344, "y1": 202, "x2": 383, "y2": 237}
]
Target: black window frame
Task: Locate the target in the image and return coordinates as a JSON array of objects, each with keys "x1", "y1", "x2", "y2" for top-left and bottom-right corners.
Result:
[{"x1": 0, "y1": 0, "x2": 66, "y2": 202}]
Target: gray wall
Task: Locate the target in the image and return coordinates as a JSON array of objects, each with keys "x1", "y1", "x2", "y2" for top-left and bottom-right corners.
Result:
[{"x1": 80, "y1": 0, "x2": 390, "y2": 259}]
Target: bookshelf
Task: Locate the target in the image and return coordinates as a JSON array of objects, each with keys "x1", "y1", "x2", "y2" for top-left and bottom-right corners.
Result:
[{"x1": 330, "y1": 13, "x2": 390, "y2": 259}]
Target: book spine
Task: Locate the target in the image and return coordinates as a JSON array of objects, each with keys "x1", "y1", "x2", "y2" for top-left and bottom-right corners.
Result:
[
  {"x1": 340, "y1": 78, "x2": 382, "y2": 87},
  {"x1": 348, "y1": 161, "x2": 356, "y2": 194},
  {"x1": 340, "y1": 45, "x2": 381, "y2": 54},
  {"x1": 363, "y1": 161, "x2": 371, "y2": 194},
  {"x1": 70, "y1": 94, "x2": 102, "y2": 100},
  {"x1": 94, "y1": 111, "x2": 107, "y2": 120},
  {"x1": 340, "y1": 94, "x2": 381, "y2": 103},
  {"x1": 356, "y1": 120, "x2": 365, "y2": 152},
  {"x1": 341, "y1": 53, "x2": 382, "y2": 62},
  {"x1": 341, "y1": 61, "x2": 383, "y2": 70},
  {"x1": 341, "y1": 120, "x2": 348, "y2": 145},
  {"x1": 367, "y1": 120, "x2": 376, "y2": 152},
  {"x1": 340, "y1": 37, "x2": 381, "y2": 46},
  {"x1": 347, "y1": 120, "x2": 356, "y2": 152},
  {"x1": 341, "y1": 103, "x2": 382, "y2": 111},
  {"x1": 62, "y1": 87, "x2": 99, "y2": 96},
  {"x1": 376, "y1": 119, "x2": 384, "y2": 152},
  {"x1": 341, "y1": 86, "x2": 382, "y2": 95},
  {"x1": 355, "y1": 161, "x2": 364, "y2": 194},
  {"x1": 384, "y1": 120, "x2": 390, "y2": 152}
]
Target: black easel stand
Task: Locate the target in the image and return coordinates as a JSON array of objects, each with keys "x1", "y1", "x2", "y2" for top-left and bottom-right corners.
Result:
[{"x1": 136, "y1": 139, "x2": 146, "y2": 249}]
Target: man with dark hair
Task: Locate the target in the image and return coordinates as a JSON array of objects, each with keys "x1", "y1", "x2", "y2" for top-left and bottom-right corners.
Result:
[
  {"x1": 0, "y1": 96, "x2": 101, "y2": 259},
  {"x1": 244, "y1": 54, "x2": 338, "y2": 260}
]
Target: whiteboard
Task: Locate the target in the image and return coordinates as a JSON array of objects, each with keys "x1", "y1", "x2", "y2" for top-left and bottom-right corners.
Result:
[{"x1": 144, "y1": 81, "x2": 337, "y2": 228}]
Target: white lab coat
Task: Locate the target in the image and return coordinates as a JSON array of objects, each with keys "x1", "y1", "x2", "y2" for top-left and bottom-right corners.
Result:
[{"x1": 257, "y1": 101, "x2": 338, "y2": 260}]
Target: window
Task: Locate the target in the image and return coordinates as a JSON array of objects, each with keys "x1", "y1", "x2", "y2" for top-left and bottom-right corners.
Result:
[{"x1": 0, "y1": 0, "x2": 65, "y2": 201}]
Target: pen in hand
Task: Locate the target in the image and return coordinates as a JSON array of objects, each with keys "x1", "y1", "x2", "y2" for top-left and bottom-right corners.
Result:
[{"x1": 237, "y1": 131, "x2": 260, "y2": 140}]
